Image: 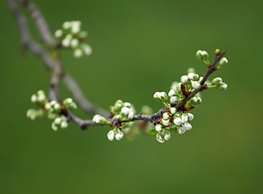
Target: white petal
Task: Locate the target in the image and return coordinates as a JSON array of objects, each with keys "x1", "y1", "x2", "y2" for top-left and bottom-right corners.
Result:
[{"x1": 107, "y1": 130, "x2": 115, "y2": 141}]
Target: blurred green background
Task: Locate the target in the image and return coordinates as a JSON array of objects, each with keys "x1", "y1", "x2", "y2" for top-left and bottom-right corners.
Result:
[{"x1": 1, "y1": 0, "x2": 262, "y2": 193}]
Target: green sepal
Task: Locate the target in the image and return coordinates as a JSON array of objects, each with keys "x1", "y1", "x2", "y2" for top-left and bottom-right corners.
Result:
[{"x1": 147, "y1": 128, "x2": 158, "y2": 135}]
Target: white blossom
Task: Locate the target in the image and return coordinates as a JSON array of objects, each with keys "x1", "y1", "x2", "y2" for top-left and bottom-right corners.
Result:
[
  {"x1": 62, "y1": 38, "x2": 71, "y2": 47},
  {"x1": 71, "y1": 39, "x2": 79, "y2": 48},
  {"x1": 83, "y1": 45, "x2": 92, "y2": 55},
  {"x1": 187, "y1": 113, "x2": 194, "y2": 121},
  {"x1": 55, "y1": 29, "x2": 63, "y2": 38},
  {"x1": 162, "y1": 119, "x2": 170, "y2": 126},
  {"x1": 155, "y1": 124, "x2": 162, "y2": 132},
  {"x1": 173, "y1": 117, "x2": 182, "y2": 126},
  {"x1": 74, "y1": 49, "x2": 83, "y2": 58},
  {"x1": 164, "y1": 131, "x2": 171, "y2": 141},
  {"x1": 191, "y1": 81, "x2": 201, "y2": 89},
  {"x1": 168, "y1": 89, "x2": 176, "y2": 97},
  {"x1": 92, "y1": 114, "x2": 106, "y2": 124},
  {"x1": 182, "y1": 123, "x2": 192, "y2": 131},
  {"x1": 156, "y1": 133, "x2": 165, "y2": 143},
  {"x1": 71, "y1": 21, "x2": 81, "y2": 34},
  {"x1": 107, "y1": 130, "x2": 115, "y2": 141},
  {"x1": 162, "y1": 112, "x2": 170, "y2": 120},
  {"x1": 181, "y1": 114, "x2": 188, "y2": 123},
  {"x1": 31, "y1": 94, "x2": 37, "y2": 103},
  {"x1": 180, "y1": 75, "x2": 188, "y2": 84},
  {"x1": 170, "y1": 107, "x2": 176, "y2": 114},
  {"x1": 115, "y1": 130, "x2": 124, "y2": 141},
  {"x1": 61, "y1": 121, "x2": 68, "y2": 129}
]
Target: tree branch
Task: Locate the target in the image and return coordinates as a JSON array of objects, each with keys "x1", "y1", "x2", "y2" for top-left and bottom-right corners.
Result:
[
  {"x1": 8, "y1": 0, "x2": 226, "y2": 132},
  {"x1": 7, "y1": 0, "x2": 109, "y2": 116}
]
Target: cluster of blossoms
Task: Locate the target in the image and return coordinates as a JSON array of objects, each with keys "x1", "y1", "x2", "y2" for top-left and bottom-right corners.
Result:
[
  {"x1": 152, "y1": 86, "x2": 197, "y2": 143},
  {"x1": 153, "y1": 111, "x2": 194, "y2": 143},
  {"x1": 92, "y1": 100, "x2": 136, "y2": 141},
  {"x1": 26, "y1": 49, "x2": 228, "y2": 144},
  {"x1": 26, "y1": 90, "x2": 77, "y2": 131},
  {"x1": 54, "y1": 21, "x2": 92, "y2": 58},
  {"x1": 150, "y1": 49, "x2": 228, "y2": 143}
]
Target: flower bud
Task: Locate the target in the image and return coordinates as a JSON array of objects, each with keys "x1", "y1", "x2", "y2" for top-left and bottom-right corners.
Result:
[
  {"x1": 219, "y1": 57, "x2": 228, "y2": 66},
  {"x1": 63, "y1": 21, "x2": 72, "y2": 29},
  {"x1": 170, "y1": 96, "x2": 179, "y2": 104},
  {"x1": 155, "y1": 124, "x2": 162, "y2": 132},
  {"x1": 164, "y1": 131, "x2": 171, "y2": 141},
  {"x1": 170, "y1": 107, "x2": 176, "y2": 114},
  {"x1": 211, "y1": 77, "x2": 222, "y2": 85},
  {"x1": 187, "y1": 113, "x2": 194, "y2": 121},
  {"x1": 182, "y1": 123, "x2": 192, "y2": 131},
  {"x1": 168, "y1": 89, "x2": 176, "y2": 97},
  {"x1": 153, "y1": 92, "x2": 168, "y2": 101},
  {"x1": 61, "y1": 121, "x2": 68, "y2": 129},
  {"x1": 71, "y1": 39, "x2": 79, "y2": 48},
  {"x1": 181, "y1": 114, "x2": 188, "y2": 123},
  {"x1": 55, "y1": 30, "x2": 63, "y2": 38},
  {"x1": 173, "y1": 117, "x2": 182, "y2": 126},
  {"x1": 180, "y1": 75, "x2": 188, "y2": 84},
  {"x1": 196, "y1": 50, "x2": 210, "y2": 65},
  {"x1": 31, "y1": 94, "x2": 37, "y2": 103},
  {"x1": 74, "y1": 49, "x2": 83, "y2": 58},
  {"x1": 191, "y1": 81, "x2": 201, "y2": 89},
  {"x1": 162, "y1": 119, "x2": 170, "y2": 126},
  {"x1": 115, "y1": 130, "x2": 124, "y2": 141},
  {"x1": 178, "y1": 127, "x2": 185, "y2": 134},
  {"x1": 218, "y1": 83, "x2": 228, "y2": 91},
  {"x1": 156, "y1": 133, "x2": 165, "y2": 143},
  {"x1": 82, "y1": 44, "x2": 92, "y2": 56},
  {"x1": 162, "y1": 112, "x2": 170, "y2": 120},
  {"x1": 92, "y1": 114, "x2": 107, "y2": 124},
  {"x1": 107, "y1": 130, "x2": 115, "y2": 141},
  {"x1": 54, "y1": 117, "x2": 62, "y2": 125},
  {"x1": 187, "y1": 72, "x2": 199, "y2": 80}
]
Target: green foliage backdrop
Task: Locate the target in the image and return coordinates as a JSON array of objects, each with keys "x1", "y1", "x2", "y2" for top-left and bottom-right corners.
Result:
[{"x1": 1, "y1": 0, "x2": 262, "y2": 193}]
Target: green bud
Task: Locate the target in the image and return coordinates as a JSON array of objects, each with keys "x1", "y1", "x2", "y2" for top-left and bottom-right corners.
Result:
[
  {"x1": 218, "y1": 83, "x2": 228, "y2": 91},
  {"x1": 92, "y1": 114, "x2": 107, "y2": 124},
  {"x1": 63, "y1": 98, "x2": 77, "y2": 109},
  {"x1": 153, "y1": 92, "x2": 169, "y2": 108},
  {"x1": 215, "y1": 49, "x2": 221, "y2": 55},
  {"x1": 79, "y1": 31, "x2": 87, "y2": 39},
  {"x1": 211, "y1": 77, "x2": 223, "y2": 85},
  {"x1": 218, "y1": 57, "x2": 228, "y2": 69},
  {"x1": 196, "y1": 50, "x2": 210, "y2": 65},
  {"x1": 26, "y1": 109, "x2": 44, "y2": 120}
]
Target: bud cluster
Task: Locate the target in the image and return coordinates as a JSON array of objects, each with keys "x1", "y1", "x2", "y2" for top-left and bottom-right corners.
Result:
[
  {"x1": 150, "y1": 108, "x2": 195, "y2": 143},
  {"x1": 26, "y1": 90, "x2": 77, "y2": 131},
  {"x1": 110, "y1": 100, "x2": 136, "y2": 121},
  {"x1": 196, "y1": 50, "x2": 210, "y2": 65},
  {"x1": 209, "y1": 77, "x2": 228, "y2": 91},
  {"x1": 150, "y1": 49, "x2": 228, "y2": 143},
  {"x1": 54, "y1": 21, "x2": 92, "y2": 58},
  {"x1": 107, "y1": 127, "x2": 124, "y2": 141}
]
